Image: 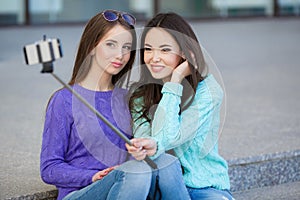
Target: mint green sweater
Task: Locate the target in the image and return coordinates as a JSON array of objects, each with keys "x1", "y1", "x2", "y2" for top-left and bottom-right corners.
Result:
[{"x1": 132, "y1": 74, "x2": 230, "y2": 190}]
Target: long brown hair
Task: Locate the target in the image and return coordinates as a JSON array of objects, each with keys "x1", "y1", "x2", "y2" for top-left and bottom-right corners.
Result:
[
  {"x1": 129, "y1": 12, "x2": 207, "y2": 124},
  {"x1": 69, "y1": 11, "x2": 137, "y2": 88}
]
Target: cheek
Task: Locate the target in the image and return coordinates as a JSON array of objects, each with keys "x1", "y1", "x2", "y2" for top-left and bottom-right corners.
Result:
[
  {"x1": 143, "y1": 53, "x2": 151, "y2": 64},
  {"x1": 123, "y1": 52, "x2": 131, "y2": 63},
  {"x1": 95, "y1": 45, "x2": 113, "y2": 60},
  {"x1": 165, "y1": 55, "x2": 182, "y2": 69}
]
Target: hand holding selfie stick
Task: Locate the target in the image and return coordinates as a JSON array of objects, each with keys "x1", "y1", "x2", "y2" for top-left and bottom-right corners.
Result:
[{"x1": 23, "y1": 36, "x2": 157, "y2": 169}]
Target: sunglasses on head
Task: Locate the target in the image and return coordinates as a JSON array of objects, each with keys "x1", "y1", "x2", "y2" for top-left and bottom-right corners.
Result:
[{"x1": 102, "y1": 10, "x2": 136, "y2": 26}]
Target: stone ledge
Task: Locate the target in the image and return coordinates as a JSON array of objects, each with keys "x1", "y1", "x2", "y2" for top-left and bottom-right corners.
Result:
[
  {"x1": 228, "y1": 149, "x2": 300, "y2": 166},
  {"x1": 5, "y1": 149, "x2": 300, "y2": 200},
  {"x1": 228, "y1": 149, "x2": 300, "y2": 192},
  {"x1": 4, "y1": 190, "x2": 57, "y2": 200}
]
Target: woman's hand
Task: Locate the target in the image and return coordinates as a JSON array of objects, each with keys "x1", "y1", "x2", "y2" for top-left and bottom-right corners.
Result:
[
  {"x1": 171, "y1": 52, "x2": 197, "y2": 83},
  {"x1": 126, "y1": 138, "x2": 157, "y2": 160},
  {"x1": 92, "y1": 166, "x2": 117, "y2": 182},
  {"x1": 170, "y1": 60, "x2": 191, "y2": 83}
]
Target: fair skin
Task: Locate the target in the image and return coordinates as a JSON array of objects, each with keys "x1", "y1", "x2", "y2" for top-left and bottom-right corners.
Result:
[
  {"x1": 143, "y1": 27, "x2": 191, "y2": 84},
  {"x1": 126, "y1": 28, "x2": 192, "y2": 160},
  {"x1": 80, "y1": 24, "x2": 132, "y2": 91},
  {"x1": 79, "y1": 24, "x2": 133, "y2": 182}
]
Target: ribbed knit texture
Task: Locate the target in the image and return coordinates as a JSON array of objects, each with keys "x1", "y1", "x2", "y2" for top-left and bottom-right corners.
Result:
[{"x1": 132, "y1": 74, "x2": 230, "y2": 190}]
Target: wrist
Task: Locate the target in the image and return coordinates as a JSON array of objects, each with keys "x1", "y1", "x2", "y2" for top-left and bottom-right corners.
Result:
[{"x1": 170, "y1": 73, "x2": 183, "y2": 83}]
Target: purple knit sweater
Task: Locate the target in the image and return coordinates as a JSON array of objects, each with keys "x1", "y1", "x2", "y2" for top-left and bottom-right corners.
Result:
[{"x1": 40, "y1": 85, "x2": 132, "y2": 200}]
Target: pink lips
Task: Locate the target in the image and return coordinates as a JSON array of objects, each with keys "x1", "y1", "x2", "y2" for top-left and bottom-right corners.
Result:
[
  {"x1": 150, "y1": 64, "x2": 164, "y2": 73},
  {"x1": 111, "y1": 62, "x2": 123, "y2": 68}
]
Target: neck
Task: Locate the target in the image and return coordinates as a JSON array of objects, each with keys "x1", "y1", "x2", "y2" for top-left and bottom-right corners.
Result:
[
  {"x1": 79, "y1": 64, "x2": 114, "y2": 91},
  {"x1": 80, "y1": 79, "x2": 114, "y2": 91}
]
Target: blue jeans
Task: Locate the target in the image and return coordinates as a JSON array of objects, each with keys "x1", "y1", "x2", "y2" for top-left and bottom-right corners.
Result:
[
  {"x1": 187, "y1": 187, "x2": 235, "y2": 200},
  {"x1": 63, "y1": 153, "x2": 190, "y2": 200}
]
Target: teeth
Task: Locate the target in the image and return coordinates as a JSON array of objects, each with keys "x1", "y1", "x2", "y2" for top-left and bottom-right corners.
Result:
[
  {"x1": 151, "y1": 65, "x2": 164, "y2": 72},
  {"x1": 152, "y1": 65, "x2": 163, "y2": 68}
]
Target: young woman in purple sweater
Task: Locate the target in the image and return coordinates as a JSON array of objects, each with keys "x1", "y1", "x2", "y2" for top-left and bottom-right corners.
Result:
[{"x1": 40, "y1": 10, "x2": 190, "y2": 200}]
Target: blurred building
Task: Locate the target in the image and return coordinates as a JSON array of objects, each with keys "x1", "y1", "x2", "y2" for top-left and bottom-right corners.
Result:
[{"x1": 0, "y1": 0, "x2": 299, "y2": 26}]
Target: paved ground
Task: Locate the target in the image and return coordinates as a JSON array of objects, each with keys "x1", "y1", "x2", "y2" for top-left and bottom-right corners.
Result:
[
  {"x1": 0, "y1": 18, "x2": 300, "y2": 199},
  {"x1": 233, "y1": 181, "x2": 300, "y2": 200}
]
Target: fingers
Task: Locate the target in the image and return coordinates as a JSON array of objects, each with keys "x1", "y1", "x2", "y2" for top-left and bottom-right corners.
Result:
[
  {"x1": 132, "y1": 151, "x2": 147, "y2": 160},
  {"x1": 188, "y1": 51, "x2": 198, "y2": 70},
  {"x1": 171, "y1": 60, "x2": 190, "y2": 83},
  {"x1": 126, "y1": 138, "x2": 157, "y2": 160},
  {"x1": 131, "y1": 138, "x2": 156, "y2": 150},
  {"x1": 92, "y1": 171, "x2": 104, "y2": 182},
  {"x1": 92, "y1": 166, "x2": 118, "y2": 182},
  {"x1": 127, "y1": 141, "x2": 147, "y2": 161},
  {"x1": 125, "y1": 141, "x2": 142, "y2": 153}
]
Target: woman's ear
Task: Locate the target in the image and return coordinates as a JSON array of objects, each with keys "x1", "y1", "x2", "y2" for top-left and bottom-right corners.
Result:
[{"x1": 90, "y1": 48, "x2": 95, "y2": 56}]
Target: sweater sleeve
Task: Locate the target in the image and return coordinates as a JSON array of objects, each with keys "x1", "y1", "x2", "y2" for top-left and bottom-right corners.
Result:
[
  {"x1": 40, "y1": 91, "x2": 97, "y2": 188},
  {"x1": 151, "y1": 75, "x2": 224, "y2": 158}
]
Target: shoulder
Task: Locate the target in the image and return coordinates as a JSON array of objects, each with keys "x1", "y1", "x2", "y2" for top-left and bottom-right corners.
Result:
[
  {"x1": 47, "y1": 87, "x2": 72, "y2": 111},
  {"x1": 114, "y1": 87, "x2": 129, "y2": 96},
  {"x1": 195, "y1": 74, "x2": 224, "y2": 104}
]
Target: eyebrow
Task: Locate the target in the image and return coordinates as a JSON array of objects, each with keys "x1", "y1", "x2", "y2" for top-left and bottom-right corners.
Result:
[
  {"x1": 144, "y1": 43, "x2": 172, "y2": 48},
  {"x1": 105, "y1": 39, "x2": 117, "y2": 43},
  {"x1": 106, "y1": 39, "x2": 132, "y2": 45}
]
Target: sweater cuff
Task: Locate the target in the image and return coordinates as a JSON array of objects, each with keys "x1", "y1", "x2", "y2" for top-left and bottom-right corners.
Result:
[
  {"x1": 149, "y1": 136, "x2": 165, "y2": 160},
  {"x1": 161, "y1": 82, "x2": 183, "y2": 96},
  {"x1": 86, "y1": 170, "x2": 98, "y2": 185}
]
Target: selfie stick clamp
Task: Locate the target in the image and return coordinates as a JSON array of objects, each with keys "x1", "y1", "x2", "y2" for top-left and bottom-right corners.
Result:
[{"x1": 23, "y1": 36, "x2": 157, "y2": 170}]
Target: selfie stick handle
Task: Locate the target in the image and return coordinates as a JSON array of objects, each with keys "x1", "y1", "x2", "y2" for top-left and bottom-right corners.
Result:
[{"x1": 50, "y1": 72, "x2": 158, "y2": 169}]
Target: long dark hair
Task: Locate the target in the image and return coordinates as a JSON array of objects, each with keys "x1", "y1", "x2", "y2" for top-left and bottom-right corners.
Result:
[
  {"x1": 69, "y1": 11, "x2": 137, "y2": 88},
  {"x1": 129, "y1": 12, "x2": 207, "y2": 124},
  {"x1": 46, "y1": 11, "x2": 136, "y2": 110}
]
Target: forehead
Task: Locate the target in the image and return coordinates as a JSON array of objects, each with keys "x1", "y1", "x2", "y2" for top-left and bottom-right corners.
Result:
[
  {"x1": 144, "y1": 27, "x2": 179, "y2": 47},
  {"x1": 101, "y1": 24, "x2": 133, "y2": 42}
]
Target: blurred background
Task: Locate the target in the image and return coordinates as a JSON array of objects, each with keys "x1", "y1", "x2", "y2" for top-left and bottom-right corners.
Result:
[
  {"x1": 1, "y1": 0, "x2": 300, "y2": 199},
  {"x1": 1, "y1": 0, "x2": 300, "y2": 25}
]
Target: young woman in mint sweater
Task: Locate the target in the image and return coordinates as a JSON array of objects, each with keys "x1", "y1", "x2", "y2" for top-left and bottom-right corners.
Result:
[{"x1": 126, "y1": 12, "x2": 234, "y2": 200}]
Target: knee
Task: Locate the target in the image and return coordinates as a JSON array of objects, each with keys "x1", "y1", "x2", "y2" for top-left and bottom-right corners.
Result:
[
  {"x1": 116, "y1": 159, "x2": 152, "y2": 174},
  {"x1": 114, "y1": 166, "x2": 152, "y2": 189},
  {"x1": 115, "y1": 160, "x2": 152, "y2": 181},
  {"x1": 153, "y1": 153, "x2": 179, "y2": 169}
]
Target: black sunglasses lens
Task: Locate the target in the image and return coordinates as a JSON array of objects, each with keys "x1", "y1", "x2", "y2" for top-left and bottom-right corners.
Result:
[
  {"x1": 122, "y1": 14, "x2": 135, "y2": 25},
  {"x1": 103, "y1": 11, "x2": 118, "y2": 21}
]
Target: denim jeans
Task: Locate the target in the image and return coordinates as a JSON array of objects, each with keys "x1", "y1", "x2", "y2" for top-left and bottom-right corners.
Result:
[
  {"x1": 187, "y1": 186, "x2": 235, "y2": 200},
  {"x1": 63, "y1": 153, "x2": 190, "y2": 200}
]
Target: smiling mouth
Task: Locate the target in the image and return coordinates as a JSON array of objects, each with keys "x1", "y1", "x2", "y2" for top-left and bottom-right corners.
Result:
[
  {"x1": 150, "y1": 65, "x2": 164, "y2": 73},
  {"x1": 111, "y1": 62, "x2": 123, "y2": 68}
]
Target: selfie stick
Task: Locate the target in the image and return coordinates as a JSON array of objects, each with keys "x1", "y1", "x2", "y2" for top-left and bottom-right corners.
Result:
[
  {"x1": 48, "y1": 65, "x2": 157, "y2": 169},
  {"x1": 23, "y1": 36, "x2": 157, "y2": 169}
]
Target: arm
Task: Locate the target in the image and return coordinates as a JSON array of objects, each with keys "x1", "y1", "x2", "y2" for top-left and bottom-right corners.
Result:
[
  {"x1": 130, "y1": 75, "x2": 223, "y2": 159},
  {"x1": 152, "y1": 75, "x2": 223, "y2": 157},
  {"x1": 40, "y1": 91, "x2": 97, "y2": 188}
]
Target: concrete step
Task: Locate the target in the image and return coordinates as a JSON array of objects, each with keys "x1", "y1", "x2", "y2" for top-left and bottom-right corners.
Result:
[
  {"x1": 233, "y1": 181, "x2": 300, "y2": 200},
  {"x1": 228, "y1": 149, "x2": 300, "y2": 192},
  {"x1": 4, "y1": 149, "x2": 299, "y2": 200}
]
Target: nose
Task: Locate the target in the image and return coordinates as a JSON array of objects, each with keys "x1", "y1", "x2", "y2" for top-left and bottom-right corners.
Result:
[
  {"x1": 115, "y1": 47, "x2": 124, "y2": 60},
  {"x1": 152, "y1": 50, "x2": 161, "y2": 62}
]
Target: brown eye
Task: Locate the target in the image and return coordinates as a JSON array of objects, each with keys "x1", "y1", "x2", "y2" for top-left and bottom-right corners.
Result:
[
  {"x1": 106, "y1": 42, "x2": 116, "y2": 48},
  {"x1": 122, "y1": 45, "x2": 132, "y2": 53},
  {"x1": 161, "y1": 48, "x2": 171, "y2": 53}
]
